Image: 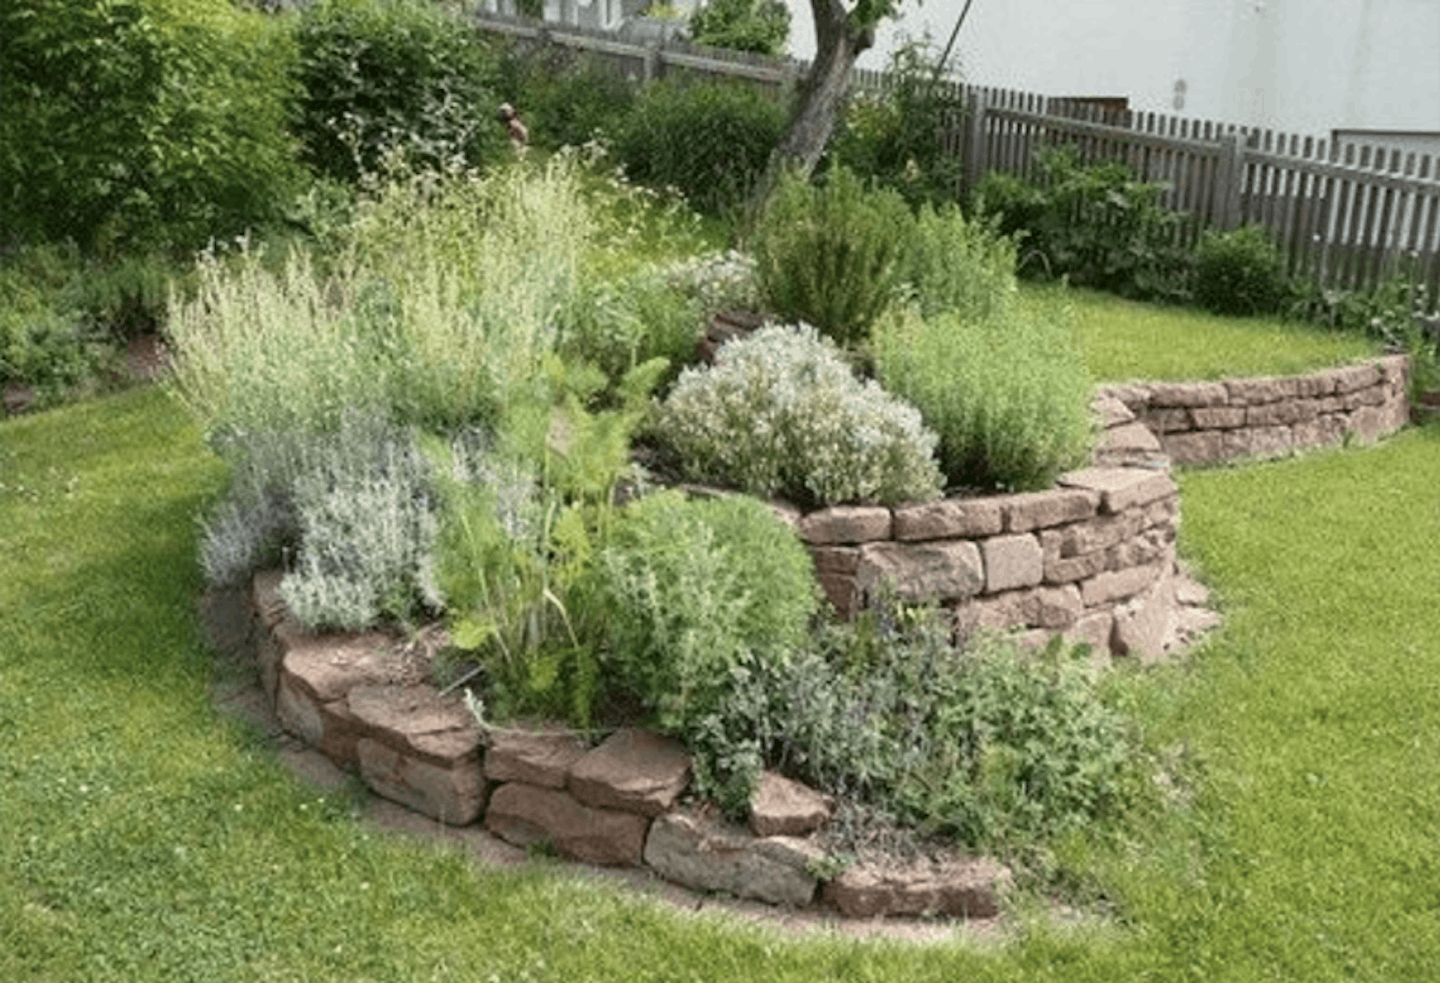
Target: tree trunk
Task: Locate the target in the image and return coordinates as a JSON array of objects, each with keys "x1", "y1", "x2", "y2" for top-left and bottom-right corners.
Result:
[{"x1": 750, "y1": 0, "x2": 873, "y2": 208}]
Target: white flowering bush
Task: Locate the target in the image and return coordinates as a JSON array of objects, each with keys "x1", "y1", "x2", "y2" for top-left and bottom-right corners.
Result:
[
  {"x1": 659, "y1": 249, "x2": 762, "y2": 320},
  {"x1": 654, "y1": 323, "x2": 944, "y2": 507}
]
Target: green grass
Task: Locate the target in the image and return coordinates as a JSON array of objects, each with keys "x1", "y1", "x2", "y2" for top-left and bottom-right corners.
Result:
[
  {"x1": 1020, "y1": 283, "x2": 1381, "y2": 383},
  {"x1": 5, "y1": 389, "x2": 1440, "y2": 980}
]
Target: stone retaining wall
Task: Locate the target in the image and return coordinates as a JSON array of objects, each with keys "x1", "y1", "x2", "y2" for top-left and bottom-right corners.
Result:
[
  {"x1": 1098, "y1": 354, "x2": 1409, "y2": 466},
  {"x1": 249, "y1": 571, "x2": 1011, "y2": 920},
  {"x1": 793, "y1": 464, "x2": 1182, "y2": 661}
]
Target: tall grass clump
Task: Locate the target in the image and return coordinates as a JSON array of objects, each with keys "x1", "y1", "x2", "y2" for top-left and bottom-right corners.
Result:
[
  {"x1": 653, "y1": 323, "x2": 944, "y2": 508},
  {"x1": 750, "y1": 166, "x2": 914, "y2": 347},
  {"x1": 874, "y1": 304, "x2": 1095, "y2": 493}
]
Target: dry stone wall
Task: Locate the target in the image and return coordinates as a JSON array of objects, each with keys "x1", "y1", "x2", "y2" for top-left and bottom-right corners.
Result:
[
  {"x1": 247, "y1": 572, "x2": 1010, "y2": 920},
  {"x1": 1099, "y1": 355, "x2": 1409, "y2": 466}
]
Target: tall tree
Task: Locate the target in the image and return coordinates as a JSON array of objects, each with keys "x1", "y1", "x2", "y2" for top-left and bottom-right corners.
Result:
[{"x1": 753, "y1": 0, "x2": 906, "y2": 204}]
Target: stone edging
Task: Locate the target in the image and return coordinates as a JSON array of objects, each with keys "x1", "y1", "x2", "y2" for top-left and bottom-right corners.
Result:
[
  {"x1": 1098, "y1": 354, "x2": 1409, "y2": 466},
  {"x1": 249, "y1": 571, "x2": 1012, "y2": 921}
]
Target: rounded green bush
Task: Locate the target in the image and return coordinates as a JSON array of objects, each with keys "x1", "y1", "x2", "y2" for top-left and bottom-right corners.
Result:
[
  {"x1": 1193, "y1": 223, "x2": 1289, "y2": 316},
  {"x1": 598, "y1": 489, "x2": 817, "y2": 734},
  {"x1": 751, "y1": 166, "x2": 915, "y2": 347},
  {"x1": 293, "y1": 0, "x2": 506, "y2": 185},
  {"x1": 612, "y1": 79, "x2": 785, "y2": 216}
]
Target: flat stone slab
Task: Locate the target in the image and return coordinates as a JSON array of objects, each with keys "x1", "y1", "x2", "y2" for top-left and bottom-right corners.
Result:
[
  {"x1": 568, "y1": 728, "x2": 691, "y2": 817},
  {"x1": 1059, "y1": 467, "x2": 1177, "y2": 514},
  {"x1": 644, "y1": 811, "x2": 819, "y2": 907},
  {"x1": 485, "y1": 782, "x2": 649, "y2": 866},
  {"x1": 858, "y1": 541, "x2": 984, "y2": 603},
  {"x1": 347, "y1": 684, "x2": 482, "y2": 764},
  {"x1": 484, "y1": 724, "x2": 589, "y2": 789},
  {"x1": 357, "y1": 737, "x2": 485, "y2": 826},
  {"x1": 821, "y1": 857, "x2": 1011, "y2": 919},
  {"x1": 750, "y1": 771, "x2": 832, "y2": 837}
]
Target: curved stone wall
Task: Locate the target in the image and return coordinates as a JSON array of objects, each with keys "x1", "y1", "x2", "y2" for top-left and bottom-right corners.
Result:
[{"x1": 1098, "y1": 354, "x2": 1409, "y2": 466}]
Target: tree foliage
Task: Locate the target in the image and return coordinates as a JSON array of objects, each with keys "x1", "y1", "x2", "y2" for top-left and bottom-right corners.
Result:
[{"x1": 687, "y1": 0, "x2": 792, "y2": 57}]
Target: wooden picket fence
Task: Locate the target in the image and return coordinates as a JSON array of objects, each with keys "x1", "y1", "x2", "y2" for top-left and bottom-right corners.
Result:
[{"x1": 472, "y1": 11, "x2": 1440, "y2": 310}]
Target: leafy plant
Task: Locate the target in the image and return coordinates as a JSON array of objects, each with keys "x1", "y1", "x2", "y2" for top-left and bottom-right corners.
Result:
[
  {"x1": 596, "y1": 488, "x2": 817, "y2": 806},
  {"x1": 1192, "y1": 224, "x2": 1288, "y2": 316},
  {"x1": 687, "y1": 0, "x2": 792, "y2": 57},
  {"x1": 654, "y1": 323, "x2": 944, "y2": 507},
  {"x1": 827, "y1": 33, "x2": 967, "y2": 208},
  {"x1": 974, "y1": 147, "x2": 1190, "y2": 303},
  {"x1": 751, "y1": 166, "x2": 914, "y2": 347},
  {"x1": 614, "y1": 78, "x2": 786, "y2": 216},
  {"x1": 900, "y1": 203, "x2": 1019, "y2": 322},
  {"x1": 0, "y1": 0, "x2": 304, "y2": 253},
  {"x1": 293, "y1": 0, "x2": 505, "y2": 185},
  {"x1": 496, "y1": 47, "x2": 638, "y2": 151},
  {"x1": 873, "y1": 304, "x2": 1094, "y2": 493}
]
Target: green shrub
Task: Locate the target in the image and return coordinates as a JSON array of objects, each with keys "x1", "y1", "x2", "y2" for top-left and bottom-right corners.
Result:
[
  {"x1": 654, "y1": 323, "x2": 944, "y2": 507},
  {"x1": 751, "y1": 166, "x2": 914, "y2": 347},
  {"x1": 498, "y1": 48, "x2": 638, "y2": 151},
  {"x1": 556, "y1": 268, "x2": 705, "y2": 388},
  {"x1": 0, "y1": 246, "x2": 118, "y2": 400},
  {"x1": 293, "y1": 0, "x2": 505, "y2": 185},
  {"x1": 874, "y1": 305, "x2": 1094, "y2": 493},
  {"x1": 974, "y1": 147, "x2": 1190, "y2": 303},
  {"x1": 0, "y1": 0, "x2": 304, "y2": 253},
  {"x1": 1192, "y1": 224, "x2": 1289, "y2": 316},
  {"x1": 696, "y1": 592, "x2": 1144, "y2": 851},
  {"x1": 613, "y1": 78, "x2": 785, "y2": 216},
  {"x1": 686, "y1": 0, "x2": 791, "y2": 57},
  {"x1": 597, "y1": 489, "x2": 817, "y2": 803},
  {"x1": 901, "y1": 203, "x2": 1020, "y2": 322},
  {"x1": 826, "y1": 35, "x2": 967, "y2": 209}
]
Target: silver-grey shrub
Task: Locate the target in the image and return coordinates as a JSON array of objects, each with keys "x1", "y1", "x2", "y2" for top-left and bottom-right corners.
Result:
[
  {"x1": 654, "y1": 323, "x2": 944, "y2": 507},
  {"x1": 277, "y1": 413, "x2": 444, "y2": 631}
]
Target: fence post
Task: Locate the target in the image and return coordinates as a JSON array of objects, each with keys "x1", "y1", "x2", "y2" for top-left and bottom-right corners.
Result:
[
  {"x1": 643, "y1": 42, "x2": 659, "y2": 83},
  {"x1": 1215, "y1": 133, "x2": 1244, "y2": 230},
  {"x1": 964, "y1": 91, "x2": 988, "y2": 197}
]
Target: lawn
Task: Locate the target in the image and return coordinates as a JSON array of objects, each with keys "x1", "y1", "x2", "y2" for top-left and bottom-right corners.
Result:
[
  {"x1": 1021, "y1": 283, "x2": 1382, "y2": 383},
  {"x1": 3, "y1": 391, "x2": 1438, "y2": 980}
]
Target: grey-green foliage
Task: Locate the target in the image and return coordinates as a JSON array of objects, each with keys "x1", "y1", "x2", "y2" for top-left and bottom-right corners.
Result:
[
  {"x1": 702, "y1": 594, "x2": 1143, "y2": 850},
  {"x1": 654, "y1": 323, "x2": 944, "y2": 508},
  {"x1": 901, "y1": 203, "x2": 1020, "y2": 323},
  {"x1": 751, "y1": 166, "x2": 914, "y2": 347},
  {"x1": 276, "y1": 413, "x2": 444, "y2": 631},
  {"x1": 598, "y1": 490, "x2": 817, "y2": 749},
  {"x1": 874, "y1": 305, "x2": 1095, "y2": 493}
]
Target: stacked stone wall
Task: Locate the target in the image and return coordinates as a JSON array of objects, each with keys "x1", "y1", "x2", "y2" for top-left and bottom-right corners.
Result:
[{"x1": 1099, "y1": 354, "x2": 1409, "y2": 466}]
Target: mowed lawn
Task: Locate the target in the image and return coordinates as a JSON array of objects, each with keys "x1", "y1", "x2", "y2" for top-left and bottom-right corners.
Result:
[{"x1": 2, "y1": 379, "x2": 1438, "y2": 981}]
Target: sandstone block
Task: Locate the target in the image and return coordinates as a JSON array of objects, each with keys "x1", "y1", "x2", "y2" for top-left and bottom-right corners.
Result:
[
  {"x1": 485, "y1": 783, "x2": 648, "y2": 866},
  {"x1": 858, "y1": 541, "x2": 984, "y2": 603},
  {"x1": 797, "y1": 506, "x2": 892, "y2": 545},
  {"x1": 484, "y1": 725, "x2": 589, "y2": 789},
  {"x1": 1244, "y1": 425, "x2": 1295, "y2": 459},
  {"x1": 281, "y1": 632, "x2": 394, "y2": 705},
  {"x1": 644, "y1": 812, "x2": 819, "y2": 907},
  {"x1": 1081, "y1": 561, "x2": 1166, "y2": 608},
  {"x1": 1110, "y1": 568, "x2": 1177, "y2": 663},
  {"x1": 1058, "y1": 467, "x2": 1176, "y2": 514},
  {"x1": 810, "y1": 546, "x2": 861, "y2": 574},
  {"x1": 817, "y1": 571, "x2": 861, "y2": 619},
  {"x1": 1098, "y1": 384, "x2": 1153, "y2": 410},
  {"x1": 1065, "y1": 508, "x2": 1147, "y2": 556},
  {"x1": 750, "y1": 772, "x2": 832, "y2": 837},
  {"x1": 1096, "y1": 421, "x2": 1163, "y2": 454},
  {"x1": 1162, "y1": 430, "x2": 1224, "y2": 464},
  {"x1": 1189, "y1": 406, "x2": 1248, "y2": 429},
  {"x1": 1348, "y1": 405, "x2": 1389, "y2": 443},
  {"x1": 1146, "y1": 381, "x2": 1229, "y2": 407},
  {"x1": 892, "y1": 498, "x2": 1003, "y2": 540},
  {"x1": 958, "y1": 584, "x2": 1084, "y2": 633},
  {"x1": 1342, "y1": 386, "x2": 1388, "y2": 410},
  {"x1": 1331, "y1": 363, "x2": 1381, "y2": 394},
  {"x1": 347, "y1": 684, "x2": 482, "y2": 765},
  {"x1": 568, "y1": 728, "x2": 691, "y2": 817},
  {"x1": 357, "y1": 737, "x2": 485, "y2": 826},
  {"x1": 1246, "y1": 400, "x2": 1315, "y2": 427},
  {"x1": 1225, "y1": 376, "x2": 1297, "y2": 404},
  {"x1": 1091, "y1": 393, "x2": 1135, "y2": 427},
  {"x1": 1043, "y1": 549, "x2": 1109, "y2": 585},
  {"x1": 821, "y1": 857, "x2": 1010, "y2": 919},
  {"x1": 1377, "y1": 353, "x2": 1409, "y2": 385},
  {"x1": 1105, "y1": 528, "x2": 1174, "y2": 570},
  {"x1": 981, "y1": 534, "x2": 1044, "y2": 593},
  {"x1": 1070, "y1": 609, "x2": 1116, "y2": 654},
  {"x1": 1295, "y1": 372, "x2": 1338, "y2": 397},
  {"x1": 1142, "y1": 407, "x2": 1194, "y2": 433},
  {"x1": 1000, "y1": 488, "x2": 1099, "y2": 532}
]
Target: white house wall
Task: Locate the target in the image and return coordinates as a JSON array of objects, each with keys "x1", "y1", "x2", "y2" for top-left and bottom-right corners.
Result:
[{"x1": 783, "y1": 0, "x2": 1440, "y2": 140}]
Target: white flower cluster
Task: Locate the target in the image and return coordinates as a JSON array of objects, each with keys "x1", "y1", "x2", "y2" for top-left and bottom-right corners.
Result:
[
  {"x1": 659, "y1": 249, "x2": 762, "y2": 320},
  {"x1": 656, "y1": 323, "x2": 944, "y2": 507}
]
